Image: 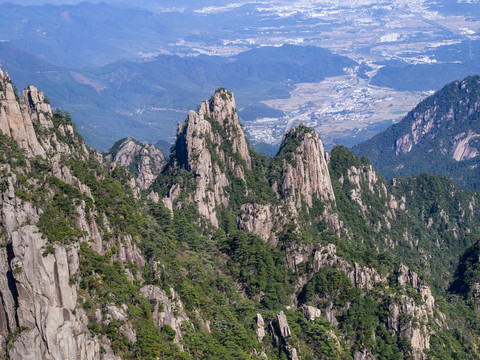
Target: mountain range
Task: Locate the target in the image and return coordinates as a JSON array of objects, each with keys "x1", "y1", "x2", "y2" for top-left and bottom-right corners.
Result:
[
  {"x1": 1, "y1": 67, "x2": 480, "y2": 359},
  {"x1": 1, "y1": 1, "x2": 479, "y2": 153},
  {"x1": 0, "y1": 41, "x2": 356, "y2": 150}
]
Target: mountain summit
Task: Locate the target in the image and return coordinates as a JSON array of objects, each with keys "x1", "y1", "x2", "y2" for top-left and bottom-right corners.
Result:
[{"x1": 353, "y1": 75, "x2": 480, "y2": 189}]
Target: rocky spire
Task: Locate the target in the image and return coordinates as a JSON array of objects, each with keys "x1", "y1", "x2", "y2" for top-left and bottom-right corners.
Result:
[
  {"x1": 0, "y1": 67, "x2": 88, "y2": 159},
  {"x1": 164, "y1": 88, "x2": 252, "y2": 226},
  {"x1": 278, "y1": 124, "x2": 336, "y2": 209},
  {"x1": 273, "y1": 124, "x2": 340, "y2": 234},
  {"x1": 0, "y1": 68, "x2": 45, "y2": 157}
]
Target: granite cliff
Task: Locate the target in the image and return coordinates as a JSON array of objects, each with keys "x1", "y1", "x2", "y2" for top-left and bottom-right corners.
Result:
[{"x1": 105, "y1": 137, "x2": 165, "y2": 190}]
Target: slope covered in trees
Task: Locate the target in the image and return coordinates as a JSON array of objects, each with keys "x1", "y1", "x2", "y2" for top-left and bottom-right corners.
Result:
[
  {"x1": 353, "y1": 75, "x2": 480, "y2": 190},
  {"x1": 0, "y1": 70, "x2": 480, "y2": 359}
]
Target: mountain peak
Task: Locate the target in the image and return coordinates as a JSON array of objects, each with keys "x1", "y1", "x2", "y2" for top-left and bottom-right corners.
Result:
[
  {"x1": 353, "y1": 75, "x2": 480, "y2": 188},
  {"x1": 162, "y1": 88, "x2": 253, "y2": 226},
  {"x1": 0, "y1": 66, "x2": 87, "y2": 159},
  {"x1": 278, "y1": 123, "x2": 336, "y2": 207},
  {"x1": 106, "y1": 137, "x2": 165, "y2": 190},
  {"x1": 0, "y1": 68, "x2": 45, "y2": 157},
  {"x1": 199, "y1": 87, "x2": 252, "y2": 169},
  {"x1": 22, "y1": 85, "x2": 52, "y2": 118}
]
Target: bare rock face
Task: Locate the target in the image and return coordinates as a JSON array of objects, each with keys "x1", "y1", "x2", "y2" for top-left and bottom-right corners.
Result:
[
  {"x1": 276, "y1": 311, "x2": 291, "y2": 339},
  {"x1": 452, "y1": 131, "x2": 480, "y2": 161},
  {"x1": 269, "y1": 311, "x2": 299, "y2": 360},
  {"x1": 0, "y1": 69, "x2": 140, "y2": 359},
  {"x1": 106, "y1": 137, "x2": 166, "y2": 189},
  {"x1": 279, "y1": 125, "x2": 335, "y2": 210},
  {"x1": 387, "y1": 265, "x2": 440, "y2": 360},
  {"x1": 0, "y1": 69, "x2": 45, "y2": 157},
  {"x1": 0, "y1": 68, "x2": 88, "y2": 160},
  {"x1": 164, "y1": 89, "x2": 251, "y2": 226},
  {"x1": 139, "y1": 285, "x2": 190, "y2": 350},
  {"x1": 240, "y1": 124, "x2": 340, "y2": 238},
  {"x1": 301, "y1": 304, "x2": 322, "y2": 321},
  {"x1": 256, "y1": 313, "x2": 266, "y2": 342},
  {"x1": 238, "y1": 203, "x2": 278, "y2": 242},
  {"x1": 0, "y1": 168, "x2": 117, "y2": 359},
  {"x1": 313, "y1": 244, "x2": 386, "y2": 290}
]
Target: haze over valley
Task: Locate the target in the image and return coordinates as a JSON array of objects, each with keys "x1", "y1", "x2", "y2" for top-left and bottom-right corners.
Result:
[{"x1": 0, "y1": 0, "x2": 478, "y2": 150}]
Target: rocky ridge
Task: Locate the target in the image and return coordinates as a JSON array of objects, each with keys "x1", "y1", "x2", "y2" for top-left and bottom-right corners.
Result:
[
  {"x1": 1, "y1": 70, "x2": 480, "y2": 359},
  {"x1": 353, "y1": 75, "x2": 480, "y2": 189},
  {"x1": 0, "y1": 69, "x2": 106, "y2": 358},
  {"x1": 0, "y1": 68, "x2": 190, "y2": 359},
  {"x1": 152, "y1": 88, "x2": 473, "y2": 359},
  {"x1": 161, "y1": 88, "x2": 251, "y2": 227}
]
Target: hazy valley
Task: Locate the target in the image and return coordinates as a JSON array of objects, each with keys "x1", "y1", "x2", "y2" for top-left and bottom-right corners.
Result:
[{"x1": 0, "y1": 0, "x2": 478, "y2": 150}]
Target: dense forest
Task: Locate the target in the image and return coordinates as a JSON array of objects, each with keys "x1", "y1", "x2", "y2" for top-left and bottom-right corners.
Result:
[{"x1": 1, "y1": 70, "x2": 480, "y2": 359}]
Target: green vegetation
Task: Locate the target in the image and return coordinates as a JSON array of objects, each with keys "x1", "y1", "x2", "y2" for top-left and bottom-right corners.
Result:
[
  {"x1": 353, "y1": 75, "x2": 480, "y2": 190},
  {"x1": 4, "y1": 72, "x2": 480, "y2": 360}
]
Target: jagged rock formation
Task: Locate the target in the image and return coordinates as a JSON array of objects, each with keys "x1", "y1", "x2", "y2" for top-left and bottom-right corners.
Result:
[
  {"x1": 256, "y1": 313, "x2": 265, "y2": 343},
  {"x1": 0, "y1": 70, "x2": 110, "y2": 358},
  {"x1": 139, "y1": 285, "x2": 189, "y2": 350},
  {"x1": 273, "y1": 125, "x2": 341, "y2": 234},
  {"x1": 313, "y1": 244, "x2": 386, "y2": 290},
  {"x1": 105, "y1": 137, "x2": 165, "y2": 189},
  {"x1": 277, "y1": 125, "x2": 335, "y2": 209},
  {"x1": 1, "y1": 71, "x2": 480, "y2": 360},
  {"x1": 387, "y1": 265, "x2": 439, "y2": 359},
  {"x1": 353, "y1": 75, "x2": 480, "y2": 189},
  {"x1": 269, "y1": 311, "x2": 299, "y2": 360},
  {"x1": 301, "y1": 304, "x2": 321, "y2": 321},
  {"x1": 0, "y1": 68, "x2": 188, "y2": 359},
  {"x1": 238, "y1": 124, "x2": 342, "y2": 241},
  {"x1": 0, "y1": 71, "x2": 45, "y2": 157},
  {"x1": 161, "y1": 88, "x2": 251, "y2": 227},
  {"x1": 158, "y1": 94, "x2": 341, "y2": 242}
]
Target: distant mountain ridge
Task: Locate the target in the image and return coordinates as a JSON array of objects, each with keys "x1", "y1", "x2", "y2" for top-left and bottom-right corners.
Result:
[
  {"x1": 352, "y1": 75, "x2": 480, "y2": 189},
  {"x1": 0, "y1": 42, "x2": 356, "y2": 150}
]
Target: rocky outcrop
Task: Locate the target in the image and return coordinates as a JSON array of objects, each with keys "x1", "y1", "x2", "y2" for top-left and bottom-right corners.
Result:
[
  {"x1": 163, "y1": 88, "x2": 252, "y2": 226},
  {"x1": 105, "y1": 137, "x2": 165, "y2": 189},
  {"x1": 238, "y1": 203, "x2": 278, "y2": 243},
  {"x1": 240, "y1": 124, "x2": 341, "y2": 238},
  {"x1": 256, "y1": 313, "x2": 265, "y2": 342},
  {"x1": 278, "y1": 125, "x2": 335, "y2": 210},
  {"x1": 313, "y1": 244, "x2": 386, "y2": 290},
  {"x1": 269, "y1": 311, "x2": 299, "y2": 360},
  {"x1": 387, "y1": 265, "x2": 440, "y2": 360},
  {"x1": 301, "y1": 304, "x2": 322, "y2": 321},
  {"x1": 139, "y1": 285, "x2": 190, "y2": 350},
  {"x1": 0, "y1": 69, "x2": 147, "y2": 359},
  {"x1": 0, "y1": 69, "x2": 45, "y2": 157},
  {"x1": 452, "y1": 131, "x2": 480, "y2": 161},
  {"x1": 0, "y1": 165, "x2": 115, "y2": 359},
  {"x1": 0, "y1": 68, "x2": 90, "y2": 160}
]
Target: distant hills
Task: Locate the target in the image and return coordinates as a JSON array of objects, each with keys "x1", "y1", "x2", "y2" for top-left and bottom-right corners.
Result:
[
  {"x1": 0, "y1": 2, "x2": 189, "y2": 67},
  {"x1": 353, "y1": 75, "x2": 480, "y2": 189},
  {"x1": 371, "y1": 40, "x2": 480, "y2": 91},
  {"x1": 0, "y1": 42, "x2": 356, "y2": 150}
]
